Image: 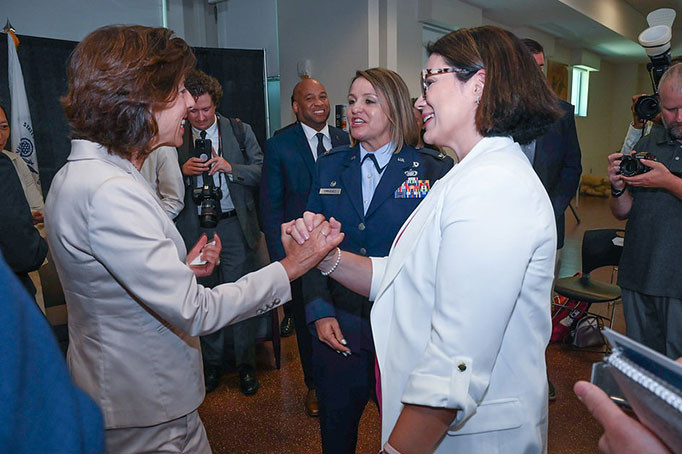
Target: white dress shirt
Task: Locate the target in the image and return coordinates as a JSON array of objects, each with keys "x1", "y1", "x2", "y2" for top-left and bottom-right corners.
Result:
[
  {"x1": 300, "y1": 122, "x2": 331, "y2": 161},
  {"x1": 191, "y1": 117, "x2": 235, "y2": 213},
  {"x1": 359, "y1": 141, "x2": 394, "y2": 214}
]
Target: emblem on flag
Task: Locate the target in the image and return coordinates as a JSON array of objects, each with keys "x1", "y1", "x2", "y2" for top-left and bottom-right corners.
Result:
[{"x1": 6, "y1": 24, "x2": 40, "y2": 186}]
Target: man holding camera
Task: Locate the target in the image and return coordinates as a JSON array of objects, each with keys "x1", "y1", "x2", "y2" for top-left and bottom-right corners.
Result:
[
  {"x1": 608, "y1": 63, "x2": 682, "y2": 359},
  {"x1": 175, "y1": 69, "x2": 264, "y2": 394}
]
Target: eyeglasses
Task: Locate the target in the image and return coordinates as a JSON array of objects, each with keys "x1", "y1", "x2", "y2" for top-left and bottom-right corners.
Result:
[{"x1": 420, "y1": 67, "x2": 469, "y2": 97}]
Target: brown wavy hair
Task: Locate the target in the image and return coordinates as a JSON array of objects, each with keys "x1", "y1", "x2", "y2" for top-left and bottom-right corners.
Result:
[
  {"x1": 427, "y1": 26, "x2": 561, "y2": 144},
  {"x1": 62, "y1": 25, "x2": 196, "y2": 158},
  {"x1": 349, "y1": 68, "x2": 420, "y2": 153},
  {"x1": 184, "y1": 69, "x2": 223, "y2": 108}
]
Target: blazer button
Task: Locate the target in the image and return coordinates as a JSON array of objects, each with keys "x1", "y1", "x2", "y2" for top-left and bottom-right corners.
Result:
[
  {"x1": 358, "y1": 222, "x2": 366, "y2": 231},
  {"x1": 458, "y1": 363, "x2": 467, "y2": 372},
  {"x1": 360, "y1": 248, "x2": 367, "y2": 256}
]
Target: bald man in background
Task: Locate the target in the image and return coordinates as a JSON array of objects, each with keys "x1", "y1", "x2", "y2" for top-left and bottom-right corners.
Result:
[{"x1": 260, "y1": 79, "x2": 349, "y2": 416}]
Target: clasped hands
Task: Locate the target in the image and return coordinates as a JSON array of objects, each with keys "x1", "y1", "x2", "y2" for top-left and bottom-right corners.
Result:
[
  {"x1": 284, "y1": 212, "x2": 350, "y2": 355},
  {"x1": 279, "y1": 211, "x2": 344, "y2": 282}
]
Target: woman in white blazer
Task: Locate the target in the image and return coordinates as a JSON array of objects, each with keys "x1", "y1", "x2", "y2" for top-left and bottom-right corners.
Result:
[
  {"x1": 45, "y1": 25, "x2": 339, "y2": 453},
  {"x1": 289, "y1": 26, "x2": 562, "y2": 453}
]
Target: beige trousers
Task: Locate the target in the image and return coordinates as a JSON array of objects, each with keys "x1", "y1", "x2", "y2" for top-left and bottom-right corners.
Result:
[{"x1": 105, "y1": 409, "x2": 211, "y2": 454}]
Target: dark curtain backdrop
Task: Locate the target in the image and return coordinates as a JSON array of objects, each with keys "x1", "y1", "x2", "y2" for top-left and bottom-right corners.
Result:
[{"x1": 0, "y1": 34, "x2": 266, "y2": 195}]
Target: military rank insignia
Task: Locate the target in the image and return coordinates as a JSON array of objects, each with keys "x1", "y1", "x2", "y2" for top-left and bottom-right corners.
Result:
[{"x1": 395, "y1": 177, "x2": 430, "y2": 198}]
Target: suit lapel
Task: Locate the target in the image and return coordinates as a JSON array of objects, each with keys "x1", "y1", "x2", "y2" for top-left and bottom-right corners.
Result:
[
  {"x1": 293, "y1": 123, "x2": 317, "y2": 177},
  {"x1": 364, "y1": 147, "x2": 413, "y2": 219},
  {"x1": 374, "y1": 192, "x2": 437, "y2": 301},
  {"x1": 339, "y1": 147, "x2": 364, "y2": 219}
]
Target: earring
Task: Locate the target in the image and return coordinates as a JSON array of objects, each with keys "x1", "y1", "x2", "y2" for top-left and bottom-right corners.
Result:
[{"x1": 476, "y1": 96, "x2": 480, "y2": 105}]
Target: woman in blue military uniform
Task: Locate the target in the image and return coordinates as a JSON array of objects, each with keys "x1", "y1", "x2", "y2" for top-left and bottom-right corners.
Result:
[{"x1": 302, "y1": 67, "x2": 453, "y2": 453}]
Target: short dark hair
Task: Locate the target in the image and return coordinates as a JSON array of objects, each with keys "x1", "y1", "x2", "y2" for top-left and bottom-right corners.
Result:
[
  {"x1": 427, "y1": 26, "x2": 561, "y2": 144},
  {"x1": 184, "y1": 69, "x2": 223, "y2": 108},
  {"x1": 62, "y1": 25, "x2": 195, "y2": 158},
  {"x1": 521, "y1": 38, "x2": 544, "y2": 56}
]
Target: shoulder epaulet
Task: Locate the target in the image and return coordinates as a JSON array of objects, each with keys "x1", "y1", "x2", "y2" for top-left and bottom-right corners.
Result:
[{"x1": 417, "y1": 146, "x2": 447, "y2": 160}]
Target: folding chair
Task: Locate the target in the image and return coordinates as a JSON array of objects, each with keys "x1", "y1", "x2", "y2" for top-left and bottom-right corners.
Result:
[{"x1": 553, "y1": 229, "x2": 625, "y2": 330}]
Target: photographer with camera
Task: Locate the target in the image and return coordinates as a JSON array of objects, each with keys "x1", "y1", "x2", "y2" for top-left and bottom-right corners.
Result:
[
  {"x1": 620, "y1": 21, "x2": 682, "y2": 155},
  {"x1": 175, "y1": 69, "x2": 264, "y2": 395},
  {"x1": 607, "y1": 63, "x2": 682, "y2": 359}
]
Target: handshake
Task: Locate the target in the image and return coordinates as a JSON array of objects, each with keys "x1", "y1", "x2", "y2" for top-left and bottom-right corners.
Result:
[
  {"x1": 279, "y1": 212, "x2": 344, "y2": 282},
  {"x1": 185, "y1": 212, "x2": 343, "y2": 282}
]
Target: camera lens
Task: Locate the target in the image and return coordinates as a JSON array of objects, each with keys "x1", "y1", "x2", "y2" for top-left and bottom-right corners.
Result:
[
  {"x1": 200, "y1": 199, "x2": 219, "y2": 228},
  {"x1": 634, "y1": 95, "x2": 660, "y2": 121},
  {"x1": 620, "y1": 156, "x2": 641, "y2": 177}
]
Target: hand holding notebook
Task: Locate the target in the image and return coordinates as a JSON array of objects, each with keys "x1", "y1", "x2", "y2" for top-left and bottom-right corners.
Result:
[
  {"x1": 574, "y1": 380, "x2": 673, "y2": 453},
  {"x1": 579, "y1": 329, "x2": 682, "y2": 454}
]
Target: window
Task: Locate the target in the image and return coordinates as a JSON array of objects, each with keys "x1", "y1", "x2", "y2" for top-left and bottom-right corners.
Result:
[{"x1": 571, "y1": 66, "x2": 590, "y2": 117}]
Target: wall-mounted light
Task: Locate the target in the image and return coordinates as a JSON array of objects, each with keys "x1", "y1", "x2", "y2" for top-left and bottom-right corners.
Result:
[{"x1": 297, "y1": 59, "x2": 311, "y2": 79}]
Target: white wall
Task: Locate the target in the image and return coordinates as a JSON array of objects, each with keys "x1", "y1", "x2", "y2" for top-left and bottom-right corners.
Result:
[
  {"x1": 574, "y1": 61, "x2": 651, "y2": 177},
  {"x1": 277, "y1": 0, "x2": 371, "y2": 125},
  {"x1": 4, "y1": 0, "x2": 163, "y2": 41},
  {"x1": 4, "y1": 0, "x2": 219, "y2": 47},
  {"x1": 216, "y1": 0, "x2": 279, "y2": 77}
]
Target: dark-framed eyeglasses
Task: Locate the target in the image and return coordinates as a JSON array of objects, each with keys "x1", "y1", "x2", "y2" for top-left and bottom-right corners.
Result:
[{"x1": 420, "y1": 67, "x2": 468, "y2": 96}]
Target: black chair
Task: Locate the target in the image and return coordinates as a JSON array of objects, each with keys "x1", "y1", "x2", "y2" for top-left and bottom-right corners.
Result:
[{"x1": 553, "y1": 229, "x2": 625, "y2": 329}]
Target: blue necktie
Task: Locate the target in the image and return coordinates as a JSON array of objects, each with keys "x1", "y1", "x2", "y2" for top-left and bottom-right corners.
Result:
[{"x1": 316, "y1": 132, "x2": 326, "y2": 159}]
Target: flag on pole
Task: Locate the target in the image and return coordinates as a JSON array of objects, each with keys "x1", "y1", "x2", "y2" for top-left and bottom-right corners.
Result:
[{"x1": 6, "y1": 26, "x2": 40, "y2": 187}]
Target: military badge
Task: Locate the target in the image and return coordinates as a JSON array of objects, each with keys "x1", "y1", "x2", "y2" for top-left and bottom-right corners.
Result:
[{"x1": 394, "y1": 177, "x2": 430, "y2": 198}]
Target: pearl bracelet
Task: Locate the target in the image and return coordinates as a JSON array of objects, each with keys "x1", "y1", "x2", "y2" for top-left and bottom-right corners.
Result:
[{"x1": 320, "y1": 247, "x2": 341, "y2": 276}]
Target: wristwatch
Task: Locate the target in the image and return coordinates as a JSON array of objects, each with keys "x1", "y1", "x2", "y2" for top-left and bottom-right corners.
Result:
[{"x1": 611, "y1": 184, "x2": 626, "y2": 197}]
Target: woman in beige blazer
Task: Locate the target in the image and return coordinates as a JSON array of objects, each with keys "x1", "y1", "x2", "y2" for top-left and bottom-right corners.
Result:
[
  {"x1": 289, "y1": 26, "x2": 562, "y2": 453},
  {"x1": 45, "y1": 25, "x2": 339, "y2": 453}
]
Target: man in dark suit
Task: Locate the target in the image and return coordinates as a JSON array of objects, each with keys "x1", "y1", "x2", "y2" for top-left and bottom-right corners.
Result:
[
  {"x1": 0, "y1": 152, "x2": 47, "y2": 297},
  {"x1": 523, "y1": 39, "x2": 583, "y2": 402},
  {"x1": 175, "y1": 70, "x2": 263, "y2": 395},
  {"x1": 260, "y1": 78, "x2": 349, "y2": 416},
  {"x1": 522, "y1": 39, "x2": 582, "y2": 252}
]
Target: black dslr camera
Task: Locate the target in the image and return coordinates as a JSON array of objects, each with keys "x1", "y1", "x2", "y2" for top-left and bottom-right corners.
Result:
[
  {"x1": 634, "y1": 25, "x2": 672, "y2": 121},
  {"x1": 619, "y1": 152, "x2": 657, "y2": 177},
  {"x1": 191, "y1": 138, "x2": 222, "y2": 228}
]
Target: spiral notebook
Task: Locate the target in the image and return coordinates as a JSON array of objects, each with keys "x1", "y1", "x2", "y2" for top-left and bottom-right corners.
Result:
[{"x1": 599, "y1": 328, "x2": 682, "y2": 453}]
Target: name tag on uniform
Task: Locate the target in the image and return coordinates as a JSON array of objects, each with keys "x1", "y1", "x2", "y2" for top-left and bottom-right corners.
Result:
[
  {"x1": 320, "y1": 188, "x2": 342, "y2": 195},
  {"x1": 395, "y1": 177, "x2": 430, "y2": 198}
]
